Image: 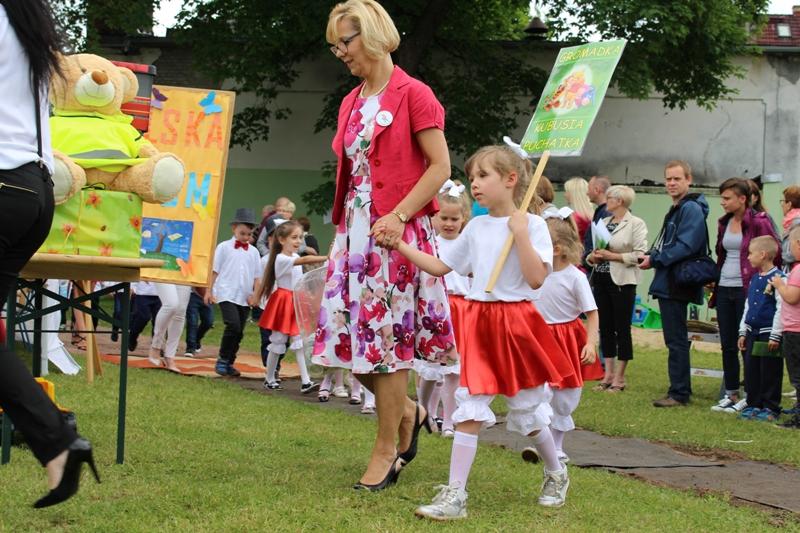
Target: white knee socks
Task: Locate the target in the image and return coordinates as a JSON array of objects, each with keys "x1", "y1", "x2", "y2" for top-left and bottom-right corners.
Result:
[
  {"x1": 531, "y1": 426, "x2": 563, "y2": 472},
  {"x1": 265, "y1": 351, "x2": 280, "y2": 383},
  {"x1": 551, "y1": 428, "x2": 565, "y2": 454},
  {"x1": 448, "y1": 431, "x2": 479, "y2": 489},
  {"x1": 295, "y1": 351, "x2": 310, "y2": 384}
]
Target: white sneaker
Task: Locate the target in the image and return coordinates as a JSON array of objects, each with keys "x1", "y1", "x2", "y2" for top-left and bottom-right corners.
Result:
[
  {"x1": 538, "y1": 466, "x2": 569, "y2": 507},
  {"x1": 332, "y1": 385, "x2": 349, "y2": 398},
  {"x1": 728, "y1": 398, "x2": 747, "y2": 413},
  {"x1": 361, "y1": 403, "x2": 376, "y2": 415},
  {"x1": 557, "y1": 452, "x2": 571, "y2": 464},
  {"x1": 710, "y1": 395, "x2": 743, "y2": 413},
  {"x1": 415, "y1": 484, "x2": 468, "y2": 521}
]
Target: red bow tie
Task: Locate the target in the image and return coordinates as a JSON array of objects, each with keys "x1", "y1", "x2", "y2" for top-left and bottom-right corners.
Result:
[{"x1": 234, "y1": 241, "x2": 249, "y2": 250}]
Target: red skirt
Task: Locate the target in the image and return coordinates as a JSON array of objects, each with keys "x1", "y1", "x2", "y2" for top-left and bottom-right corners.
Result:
[
  {"x1": 259, "y1": 288, "x2": 299, "y2": 336},
  {"x1": 460, "y1": 300, "x2": 574, "y2": 396},
  {"x1": 547, "y1": 318, "x2": 604, "y2": 389},
  {"x1": 449, "y1": 294, "x2": 469, "y2": 359}
]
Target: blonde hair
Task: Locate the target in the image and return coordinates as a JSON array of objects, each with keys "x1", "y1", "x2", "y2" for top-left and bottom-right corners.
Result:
[
  {"x1": 547, "y1": 217, "x2": 583, "y2": 265},
  {"x1": 284, "y1": 201, "x2": 297, "y2": 215},
  {"x1": 437, "y1": 180, "x2": 472, "y2": 224},
  {"x1": 564, "y1": 177, "x2": 593, "y2": 218},
  {"x1": 749, "y1": 235, "x2": 778, "y2": 260},
  {"x1": 327, "y1": 0, "x2": 400, "y2": 60},
  {"x1": 606, "y1": 185, "x2": 636, "y2": 208},
  {"x1": 464, "y1": 145, "x2": 532, "y2": 209},
  {"x1": 665, "y1": 159, "x2": 692, "y2": 178}
]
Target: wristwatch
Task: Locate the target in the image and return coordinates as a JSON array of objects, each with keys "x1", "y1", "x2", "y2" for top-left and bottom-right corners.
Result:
[{"x1": 391, "y1": 210, "x2": 409, "y2": 223}]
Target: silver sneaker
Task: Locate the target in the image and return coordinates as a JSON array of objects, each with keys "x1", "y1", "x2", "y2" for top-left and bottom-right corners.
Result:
[
  {"x1": 415, "y1": 484, "x2": 468, "y2": 521},
  {"x1": 538, "y1": 466, "x2": 569, "y2": 507}
]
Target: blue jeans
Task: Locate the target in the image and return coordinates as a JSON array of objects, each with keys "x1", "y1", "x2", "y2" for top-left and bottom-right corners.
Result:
[
  {"x1": 714, "y1": 285, "x2": 746, "y2": 393},
  {"x1": 185, "y1": 292, "x2": 214, "y2": 352},
  {"x1": 658, "y1": 298, "x2": 692, "y2": 403}
]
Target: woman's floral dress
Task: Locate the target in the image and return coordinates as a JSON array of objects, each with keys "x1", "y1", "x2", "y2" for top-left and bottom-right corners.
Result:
[{"x1": 311, "y1": 94, "x2": 456, "y2": 374}]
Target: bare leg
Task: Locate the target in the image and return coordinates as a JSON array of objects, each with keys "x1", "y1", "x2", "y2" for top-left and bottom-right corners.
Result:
[
  {"x1": 358, "y1": 372, "x2": 420, "y2": 453},
  {"x1": 611, "y1": 360, "x2": 628, "y2": 388},
  {"x1": 360, "y1": 370, "x2": 413, "y2": 484}
]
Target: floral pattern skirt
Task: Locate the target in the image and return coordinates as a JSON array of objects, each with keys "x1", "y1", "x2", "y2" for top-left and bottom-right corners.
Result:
[{"x1": 311, "y1": 182, "x2": 456, "y2": 374}]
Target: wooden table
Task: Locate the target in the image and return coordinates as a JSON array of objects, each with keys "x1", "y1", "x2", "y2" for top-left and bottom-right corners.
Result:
[{"x1": 2, "y1": 254, "x2": 164, "y2": 465}]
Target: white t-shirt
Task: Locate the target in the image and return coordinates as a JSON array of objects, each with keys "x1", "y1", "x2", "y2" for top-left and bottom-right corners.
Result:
[
  {"x1": 274, "y1": 253, "x2": 303, "y2": 290},
  {"x1": 0, "y1": 7, "x2": 53, "y2": 173},
  {"x1": 440, "y1": 213, "x2": 553, "y2": 302},
  {"x1": 212, "y1": 238, "x2": 262, "y2": 306},
  {"x1": 534, "y1": 264, "x2": 597, "y2": 324},
  {"x1": 132, "y1": 281, "x2": 158, "y2": 296},
  {"x1": 436, "y1": 236, "x2": 471, "y2": 296}
]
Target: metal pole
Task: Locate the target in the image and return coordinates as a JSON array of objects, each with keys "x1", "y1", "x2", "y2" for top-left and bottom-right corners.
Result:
[{"x1": 116, "y1": 282, "x2": 130, "y2": 464}]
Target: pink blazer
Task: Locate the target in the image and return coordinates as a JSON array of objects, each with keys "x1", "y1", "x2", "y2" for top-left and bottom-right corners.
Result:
[{"x1": 330, "y1": 66, "x2": 445, "y2": 226}]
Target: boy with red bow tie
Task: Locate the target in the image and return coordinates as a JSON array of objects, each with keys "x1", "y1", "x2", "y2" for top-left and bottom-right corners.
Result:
[{"x1": 206, "y1": 208, "x2": 262, "y2": 376}]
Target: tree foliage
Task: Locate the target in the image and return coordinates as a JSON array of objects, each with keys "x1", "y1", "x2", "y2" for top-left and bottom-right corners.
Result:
[
  {"x1": 545, "y1": 0, "x2": 768, "y2": 110},
  {"x1": 53, "y1": 0, "x2": 770, "y2": 214}
]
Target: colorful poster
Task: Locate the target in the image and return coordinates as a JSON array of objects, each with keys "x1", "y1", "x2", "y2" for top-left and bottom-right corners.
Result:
[
  {"x1": 520, "y1": 39, "x2": 626, "y2": 157},
  {"x1": 140, "y1": 87, "x2": 235, "y2": 285}
]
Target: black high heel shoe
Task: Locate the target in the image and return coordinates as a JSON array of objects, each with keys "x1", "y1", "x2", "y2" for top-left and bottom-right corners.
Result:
[
  {"x1": 397, "y1": 403, "x2": 432, "y2": 466},
  {"x1": 352, "y1": 454, "x2": 402, "y2": 492},
  {"x1": 34, "y1": 437, "x2": 100, "y2": 509}
]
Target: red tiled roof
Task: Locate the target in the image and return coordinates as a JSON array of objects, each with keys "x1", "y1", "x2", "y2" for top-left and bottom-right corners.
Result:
[{"x1": 754, "y1": 13, "x2": 800, "y2": 47}]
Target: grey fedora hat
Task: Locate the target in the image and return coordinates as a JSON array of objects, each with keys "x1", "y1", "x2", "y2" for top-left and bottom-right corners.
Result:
[{"x1": 230, "y1": 207, "x2": 257, "y2": 226}]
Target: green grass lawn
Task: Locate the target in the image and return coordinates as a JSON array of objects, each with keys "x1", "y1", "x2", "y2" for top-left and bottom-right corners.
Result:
[
  {"x1": 149, "y1": 300, "x2": 800, "y2": 466},
  {"x1": 0, "y1": 360, "x2": 795, "y2": 532}
]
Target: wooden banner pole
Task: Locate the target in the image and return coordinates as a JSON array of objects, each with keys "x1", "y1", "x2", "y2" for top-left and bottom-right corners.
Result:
[{"x1": 484, "y1": 151, "x2": 551, "y2": 293}]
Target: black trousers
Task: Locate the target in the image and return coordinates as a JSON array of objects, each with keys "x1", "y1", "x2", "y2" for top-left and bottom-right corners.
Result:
[
  {"x1": 783, "y1": 331, "x2": 800, "y2": 406},
  {"x1": 0, "y1": 163, "x2": 77, "y2": 465},
  {"x1": 592, "y1": 271, "x2": 636, "y2": 361},
  {"x1": 743, "y1": 333, "x2": 783, "y2": 413},
  {"x1": 218, "y1": 302, "x2": 249, "y2": 364}
]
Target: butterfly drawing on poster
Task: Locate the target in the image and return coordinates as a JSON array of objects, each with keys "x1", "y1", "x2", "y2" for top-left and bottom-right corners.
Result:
[
  {"x1": 199, "y1": 91, "x2": 223, "y2": 115},
  {"x1": 151, "y1": 87, "x2": 168, "y2": 109}
]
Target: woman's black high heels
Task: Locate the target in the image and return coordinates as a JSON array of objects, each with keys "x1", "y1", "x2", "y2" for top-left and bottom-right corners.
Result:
[
  {"x1": 397, "y1": 403, "x2": 432, "y2": 466},
  {"x1": 353, "y1": 454, "x2": 402, "y2": 492},
  {"x1": 34, "y1": 437, "x2": 100, "y2": 509}
]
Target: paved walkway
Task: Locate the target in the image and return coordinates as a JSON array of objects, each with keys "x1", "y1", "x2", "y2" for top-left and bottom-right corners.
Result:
[{"x1": 235, "y1": 376, "x2": 800, "y2": 514}]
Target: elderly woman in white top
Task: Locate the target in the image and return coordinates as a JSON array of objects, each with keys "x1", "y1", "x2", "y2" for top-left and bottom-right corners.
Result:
[{"x1": 586, "y1": 185, "x2": 648, "y2": 392}]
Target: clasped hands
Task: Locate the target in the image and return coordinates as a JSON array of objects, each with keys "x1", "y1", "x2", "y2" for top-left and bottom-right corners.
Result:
[{"x1": 370, "y1": 214, "x2": 406, "y2": 249}]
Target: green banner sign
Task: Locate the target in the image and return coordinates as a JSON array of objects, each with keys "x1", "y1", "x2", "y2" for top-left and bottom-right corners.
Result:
[{"x1": 520, "y1": 39, "x2": 626, "y2": 157}]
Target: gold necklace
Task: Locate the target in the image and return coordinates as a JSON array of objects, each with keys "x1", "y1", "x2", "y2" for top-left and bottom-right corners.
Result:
[{"x1": 359, "y1": 77, "x2": 390, "y2": 98}]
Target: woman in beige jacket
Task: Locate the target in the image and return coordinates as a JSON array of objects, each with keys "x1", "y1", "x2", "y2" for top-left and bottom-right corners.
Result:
[{"x1": 586, "y1": 185, "x2": 648, "y2": 391}]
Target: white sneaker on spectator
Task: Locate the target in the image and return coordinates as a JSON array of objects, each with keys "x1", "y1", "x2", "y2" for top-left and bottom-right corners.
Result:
[
  {"x1": 332, "y1": 385, "x2": 349, "y2": 398},
  {"x1": 711, "y1": 395, "x2": 746, "y2": 413}
]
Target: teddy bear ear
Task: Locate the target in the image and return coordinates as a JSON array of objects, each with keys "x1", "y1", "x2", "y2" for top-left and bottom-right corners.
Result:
[{"x1": 117, "y1": 67, "x2": 139, "y2": 103}]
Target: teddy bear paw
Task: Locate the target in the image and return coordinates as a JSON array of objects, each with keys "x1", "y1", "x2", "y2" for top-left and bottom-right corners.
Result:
[
  {"x1": 151, "y1": 156, "x2": 185, "y2": 203},
  {"x1": 52, "y1": 158, "x2": 84, "y2": 204}
]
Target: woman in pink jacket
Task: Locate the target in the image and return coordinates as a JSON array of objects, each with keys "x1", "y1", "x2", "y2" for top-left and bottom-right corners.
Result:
[{"x1": 312, "y1": 0, "x2": 455, "y2": 491}]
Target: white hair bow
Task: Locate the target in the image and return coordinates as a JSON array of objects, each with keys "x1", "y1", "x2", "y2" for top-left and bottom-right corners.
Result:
[
  {"x1": 439, "y1": 179, "x2": 466, "y2": 198},
  {"x1": 502, "y1": 135, "x2": 531, "y2": 159},
  {"x1": 543, "y1": 206, "x2": 574, "y2": 220}
]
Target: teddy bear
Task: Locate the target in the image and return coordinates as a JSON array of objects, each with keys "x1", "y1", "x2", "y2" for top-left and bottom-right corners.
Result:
[{"x1": 49, "y1": 53, "x2": 184, "y2": 204}]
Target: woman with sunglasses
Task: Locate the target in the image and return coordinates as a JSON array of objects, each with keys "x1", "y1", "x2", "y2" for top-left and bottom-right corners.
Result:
[{"x1": 312, "y1": 0, "x2": 456, "y2": 491}]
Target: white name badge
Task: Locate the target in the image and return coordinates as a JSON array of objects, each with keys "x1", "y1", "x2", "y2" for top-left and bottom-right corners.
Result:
[{"x1": 376, "y1": 110, "x2": 393, "y2": 127}]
